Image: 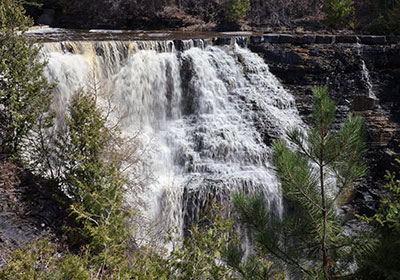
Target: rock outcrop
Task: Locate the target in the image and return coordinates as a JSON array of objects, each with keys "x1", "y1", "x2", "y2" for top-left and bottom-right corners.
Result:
[
  {"x1": 0, "y1": 158, "x2": 69, "y2": 262},
  {"x1": 249, "y1": 38, "x2": 400, "y2": 214}
]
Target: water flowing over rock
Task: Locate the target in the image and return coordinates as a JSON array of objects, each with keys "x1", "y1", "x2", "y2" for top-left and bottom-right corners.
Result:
[
  {"x1": 40, "y1": 39, "x2": 304, "y2": 239},
  {"x1": 249, "y1": 39, "x2": 400, "y2": 216}
]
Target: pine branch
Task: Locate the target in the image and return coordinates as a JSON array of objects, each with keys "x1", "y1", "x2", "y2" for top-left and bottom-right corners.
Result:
[{"x1": 280, "y1": 151, "x2": 324, "y2": 212}]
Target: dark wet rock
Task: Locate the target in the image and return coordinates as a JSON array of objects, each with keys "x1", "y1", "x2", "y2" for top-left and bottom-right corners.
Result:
[
  {"x1": 387, "y1": 35, "x2": 400, "y2": 44},
  {"x1": 192, "y1": 39, "x2": 202, "y2": 48},
  {"x1": 95, "y1": 44, "x2": 105, "y2": 56},
  {"x1": 293, "y1": 35, "x2": 316, "y2": 45},
  {"x1": 351, "y1": 96, "x2": 377, "y2": 111},
  {"x1": 278, "y1": 34, "x2": 294, "y2": 44},
  {"x1": 173, "y1": 39, "x2": 185, "y2": 51},
  {"x1": 251, "y1": 43, "x2": 301, "y2": 65},
  {"x1": 263, "y1": 34, "x2": 279, "y2": 43},
  {"x1": 360, "y1": 36, "x2": 386, "y2": 45},
  {"x1": 234, "y1": 37, "x2": 248, "y2": 47},
  {"x1": 250, "y1": 35, "x2": 264, "y2": 44},
  {"x1": 214, "y1": 37, "x2": 232, "y2": 46},
  {"x1": 336, "y1": 35, "x2": 358, "y2": 44},
  {"x1": 315, "y1": 35, "x2": 334, "y2": 44}
]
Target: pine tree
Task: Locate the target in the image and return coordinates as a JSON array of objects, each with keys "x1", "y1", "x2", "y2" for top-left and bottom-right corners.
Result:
[
  {"x1": 0, "y1": 0, "x2": 52, "y2": 155},
  {"x1": 233, "y1": 86, "x2": 374, "y2": 279}
]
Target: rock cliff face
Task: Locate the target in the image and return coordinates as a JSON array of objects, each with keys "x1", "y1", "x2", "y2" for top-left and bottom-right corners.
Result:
[{"x1": 249, "y1": 36, "x2": 400, "y2": 215}]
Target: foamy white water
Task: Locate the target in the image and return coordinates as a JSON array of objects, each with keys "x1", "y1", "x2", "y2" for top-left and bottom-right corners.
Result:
[
  {"x1": 356, "y1": 43, "x2": 377, "y2": 100},
  {"x1": 41, "y1": 39, "x2": 304, "y2": 241}
]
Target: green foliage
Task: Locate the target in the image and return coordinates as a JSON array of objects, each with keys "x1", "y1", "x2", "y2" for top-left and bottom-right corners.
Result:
[
  {"x1": 129, "y1": 200, "x2": 239, "y2": 279},
  {"x1": 0, "y1": 201, "x2": 245, "y2": 279},
  {"x1": 131, "y1": 200, "x2": 279, "y2": 280},
  {"x1": 1, "y1": 91, "x2": 135, "y2": 279},
  {"x1": 358, "y1": 158, "x2": 400, "y2": 280},
  {"x1": 56, "y1": 90, "x2": 109, "y2": 201},
  {"x1": 369, "y1": 167, "x2": 400, "y2": 232},
  {"x1": 0, "y1": 239, "x2": 90, "y2": 280},
  {"x1": 169, "y1": 200, "x2": 236, "y2": 279},
  {"x1": 225, "y1": 233, "x2": 285, "y2": 280},
  {"x1": 0, "y1": 0, "x2": 53, "y2": 155},
  {"x1": 324, "y1": 0, "x2": 355, "y2": 28},
  {"x1": 233, "y1": 86, "x2": 373, "y2": 279},
  {"x1": 369, "y1": 0, "x2": 400, "y2": 34},
  {"x1": 54, "y1": 90, "x2": 133, "y2": 278},
  {"x1": 224, "y1": 0, "x2": 251, "y2": 22},
  {"x1": 129, "y1": 248, "x2": 172, "y2": 280}
]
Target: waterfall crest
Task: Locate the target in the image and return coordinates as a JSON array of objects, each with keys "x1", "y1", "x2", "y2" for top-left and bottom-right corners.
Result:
[{"x1": 41, "y1": 39, "x2": 304, "y2": 240}]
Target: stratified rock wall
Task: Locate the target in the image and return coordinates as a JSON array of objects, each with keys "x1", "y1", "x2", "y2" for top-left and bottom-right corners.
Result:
[{"x1": 249, "y1": 36, "x2": 400, "y2": 215}]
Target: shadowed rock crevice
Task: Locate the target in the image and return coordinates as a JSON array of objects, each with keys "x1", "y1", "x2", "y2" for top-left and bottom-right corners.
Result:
[{"x1": 0, "y1": 158, "x2": 70, "y2": 262}]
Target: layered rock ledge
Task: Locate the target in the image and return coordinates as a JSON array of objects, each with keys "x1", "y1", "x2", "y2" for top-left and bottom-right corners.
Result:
[
  {"x1": 251, "y1": 34, "x2": 399, "y2": 45},
  {"x1": 28, "y1": 27, "x2": 399, "y2": 46}
]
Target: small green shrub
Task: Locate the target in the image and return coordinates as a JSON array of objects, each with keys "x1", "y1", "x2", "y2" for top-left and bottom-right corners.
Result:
[
  {"x1": 0, "y1": 239, "x2": 90, "y2": 280},
  {"x1": 324, "y1": 0, "x2": 355, "y2": 28},
  {"x1": 357, "y1": 158, "x2": 400, "y2": 279},
  {"x1": 224, "y1": 0, "x2": 251, "y2": 22},
  {"x1": 169, "y1": 200, "x2": 237, "y2": 279}
]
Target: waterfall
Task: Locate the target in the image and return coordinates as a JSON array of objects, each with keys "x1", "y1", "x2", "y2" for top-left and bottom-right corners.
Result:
[
  {"x1": 356, "y1": 43, "x2": 377, "y2": 100},
  {"x1": 361, "y1": 60, "x2": 376, "y2": 99},
  {"x1": 40, "y1": 39, "x2": 304, "y2": 242}
]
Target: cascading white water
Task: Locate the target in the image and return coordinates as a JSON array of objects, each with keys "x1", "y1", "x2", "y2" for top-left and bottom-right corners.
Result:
[
  {"x1": 356, "y1": 43, "x2": 377, "y2": 100},
  {"x1": 40, "y1": 39, "x2": 304, "y2": 242},
  {"x1": 361, "y1": 60, "x2": 376, "y2": 99}
]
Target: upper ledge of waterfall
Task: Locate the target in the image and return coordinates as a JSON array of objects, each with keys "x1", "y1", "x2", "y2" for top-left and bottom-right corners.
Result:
[
  {"x1": 27, "y1": 26, "x2": 400, "y2": 46},
  {"x1": 27, "y1": 26, "x2": 255, "y2": 42}
]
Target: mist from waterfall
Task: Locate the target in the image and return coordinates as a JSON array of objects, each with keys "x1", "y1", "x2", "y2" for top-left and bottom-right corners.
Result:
[{"x1": 40, "y1": 39, "x2": 304, "y2": 243}]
